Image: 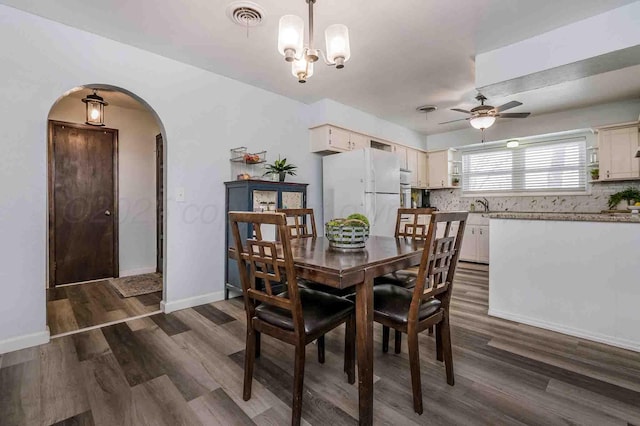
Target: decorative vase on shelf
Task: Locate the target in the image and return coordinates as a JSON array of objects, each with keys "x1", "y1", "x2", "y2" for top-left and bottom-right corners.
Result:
[{"x1": 279, "y1": 171, "x2": 286, "y2": 182}]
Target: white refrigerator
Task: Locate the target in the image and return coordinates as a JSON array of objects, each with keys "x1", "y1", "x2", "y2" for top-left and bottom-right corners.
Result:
[{"x1": 323, "y1": 148, "x2": 400, "y2": 237}]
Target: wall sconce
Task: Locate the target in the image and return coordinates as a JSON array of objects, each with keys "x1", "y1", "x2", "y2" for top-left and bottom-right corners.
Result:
[{"x1": 81, "y1": 90, "x2": 108, "y2": 126}]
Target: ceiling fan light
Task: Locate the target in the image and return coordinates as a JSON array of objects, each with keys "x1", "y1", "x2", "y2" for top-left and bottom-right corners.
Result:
[
  {"x1": 278, "y1": 15, "x2": 304, "y2": 60},
  {"x1": 470, "y1": 116, "x2": 496, "y2": 130},
  {"x1": 506, "y1": 140, "x2": 519, "y2": 148},
  {"x1": 292, "y1": 57, "x2": 313, "y2": 83},
  {"x1": 325, "y1": 24, "x2": 350, "y2": 67}
]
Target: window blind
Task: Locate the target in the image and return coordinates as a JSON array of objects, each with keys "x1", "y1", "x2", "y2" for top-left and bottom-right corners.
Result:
[{"x1": 462, "y1": 137, "x2": 587, "y2": 194}]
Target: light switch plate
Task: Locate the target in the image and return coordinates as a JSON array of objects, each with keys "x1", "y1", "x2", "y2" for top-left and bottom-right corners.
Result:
[{"x1": 176, "y1": 187, "x2": 185, "y2": 203}]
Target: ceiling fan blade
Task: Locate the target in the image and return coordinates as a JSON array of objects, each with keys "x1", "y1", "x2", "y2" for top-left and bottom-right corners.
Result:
[
  {"x1": 495, "y1": 101, "x2": 522, "y2": 112},
  {"x1": 451, "y1": 108, "x2": 471, "y2": 114},
  {"x1": 439, "y1": 118, "x2": 470, "y2": 125},
  {"x1": 496, "y1": 112, "x2": 531, "y2": 118}
]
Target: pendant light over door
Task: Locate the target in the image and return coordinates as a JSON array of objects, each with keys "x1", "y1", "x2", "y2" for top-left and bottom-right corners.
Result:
[{"x1": 82, "y1": 90, "x2": 108, "y2": 126}]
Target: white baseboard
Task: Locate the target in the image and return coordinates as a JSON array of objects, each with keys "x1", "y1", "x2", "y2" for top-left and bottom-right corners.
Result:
[
  {"x1": 161, "y1": 291, "x2": 225, "y2": 314},
  {"x1": 0, "y1": 328, "x2": 50, "y2": 354},
  {"x1": 120, "y1": 267, "x2": 157, "y2": 277},
  {"x1": 488, "y1": 308, "x2": 640, "y2": 353}
]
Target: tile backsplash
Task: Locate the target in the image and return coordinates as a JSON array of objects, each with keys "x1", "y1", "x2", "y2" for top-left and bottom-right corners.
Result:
[{"x1": 430, "y1": 181, "x2": 640, "y2": 213}]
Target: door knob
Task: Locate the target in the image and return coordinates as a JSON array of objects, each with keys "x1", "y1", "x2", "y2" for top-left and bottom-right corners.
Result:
[{"x1": 104, "y1": 210, "x2": 111, "y2": 216}]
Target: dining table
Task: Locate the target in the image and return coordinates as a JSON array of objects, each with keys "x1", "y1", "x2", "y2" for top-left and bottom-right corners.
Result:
[{"x1": 289, "y1": 236, "x2": 426, "y2": 425}]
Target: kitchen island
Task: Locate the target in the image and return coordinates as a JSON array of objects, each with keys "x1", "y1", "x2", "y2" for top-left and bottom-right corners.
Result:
[{"x1": 487, "y1": 212, "x2": 640, "y2": 352}]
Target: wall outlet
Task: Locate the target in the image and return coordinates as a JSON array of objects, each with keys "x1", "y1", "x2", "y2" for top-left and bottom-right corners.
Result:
[{"x1": 176, "y1": 187, "x2": 185, "y2": 203}]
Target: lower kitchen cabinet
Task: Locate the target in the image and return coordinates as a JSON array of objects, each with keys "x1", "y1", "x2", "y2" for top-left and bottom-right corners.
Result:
[{"x1": 460, "y1": 214, "x2": 489, "y2": 263}]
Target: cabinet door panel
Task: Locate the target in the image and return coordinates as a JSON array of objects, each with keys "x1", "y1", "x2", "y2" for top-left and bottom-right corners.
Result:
[
  {"x1": 417, "y1": 152, "x2": 428, "y2": 188},
  {"x1": 350, "y1": 132, "x2": 369, "y2": 150},
  {"x1": 477, "y1": 225, "x2": 489, "y2": 263},
  {"x1": 395, "y1": 145, "x2": 408, "y2": 170},
  {"x1": 459, "y1": 226, "x2": 476, "y2": 261},
  {"x1": 406, "y1": 149, "x2": 418, "y2": 186},
  {"x1": 428, "y1": 150, "x2": 448, "y2": 188},
  {"x1": 599, "y1": 126, "x2": 640, "y2": 180},
  {"x1": 329, "y1": 126, "x2": 351, "y2": 151}
]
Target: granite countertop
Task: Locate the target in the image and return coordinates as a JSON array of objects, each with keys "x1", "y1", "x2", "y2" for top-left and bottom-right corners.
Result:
[{"x1": 484, "y1": 211, "x2": 640, "y2": 223}]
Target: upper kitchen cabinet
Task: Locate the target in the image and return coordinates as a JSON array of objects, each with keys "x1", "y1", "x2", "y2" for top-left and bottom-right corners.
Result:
[
  {"x1": 310, "y1": 125, "x2": 370, "y2": 153},
  {"x1": 597, "y1": 124, "x2": 640, "y2": 181},
  {"x1": 393, "y1": 144, "x2": 408, "y2": 170},
  {"x1": 427, "y1": 149, "x2": 452, "y2": 188},
  {"x1": 405, "y1": 148, "x2": 428, "y2": 188},
  {"x1": 406, "y1": 148, "x2": 418, "y2": 186},
  {"x1": 417, "y1": 151, "x2": 428, "y2": 188},
  {"x1": 350, "y1": 132, "x2": 369, "y2": 150}
]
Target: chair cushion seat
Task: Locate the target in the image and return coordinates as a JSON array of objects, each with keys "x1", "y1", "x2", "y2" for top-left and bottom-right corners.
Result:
[
  {"x1": 374, "y1": 270, "x2": 417, "y2": 289},
  {"x1": 373, "y1": 284, "x2": 441, "y2": 324},
  {"x1": 255, "y1": 288, "x2": 354, "y2": 335}
]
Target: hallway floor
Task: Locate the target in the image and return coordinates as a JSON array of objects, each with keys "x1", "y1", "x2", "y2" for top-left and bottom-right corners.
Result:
[{"x1": 47, "y1": 279, "x2": 161, "y2": 336}]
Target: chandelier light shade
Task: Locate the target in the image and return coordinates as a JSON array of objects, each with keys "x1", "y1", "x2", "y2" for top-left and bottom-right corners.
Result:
[
  {"x1": 81, "y1": 90, "x2": 108, "y2": 126},
  {"x1": 278, "y1": 15, "x2": 304, "y2": 61},
  {"x1": 325, "y1": 24, "x2": 350, "y2": 68},
  {"x1": 292, "y1": 57, "x2": 313, "y2": 83},
  {"x1": 469, "y1": 115, "x2": 496, "y2": 130},
  {"x1": 278, "y1": 0, "x2": 351, "y2": 83}
]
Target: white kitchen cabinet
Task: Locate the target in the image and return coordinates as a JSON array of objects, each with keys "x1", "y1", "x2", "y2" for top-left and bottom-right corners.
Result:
[
  {"x1": 427, "y1": 149, "x2": 451, "y2": 188},
  {"x1": 350, "y1": 132, "x2": 369, "y2": 150},
  {"x1": 406, "y1": 149, "x2": 418, "y2": 186},
  {"x1": 310, "y1": 125, "x2": 371, "y2": 153},
  {"x1": 393, "y1": 144, "x2": 408, "y2": 170},
  {"x1": 459, "y1": 214, "x2": 489, "y2": 263},
  {"x1": 417, "y1": 151, "x2": 428, "y2": 188},
  {"x1": 598, "y1": 125, "x2": 640, "y2": 180}
]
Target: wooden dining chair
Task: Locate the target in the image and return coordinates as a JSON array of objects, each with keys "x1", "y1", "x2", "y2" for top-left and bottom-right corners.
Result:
[
  {"x1": 278, "y1": 208, "x2": 355, "y2": 307},
  {"x1": 376, "y1": 207, "x2": 435, "y2": 286},
  {"x1": 374, "y1": 211, "x2": 468, "y2": 415},
  {"x1": 275, "y1": 208, "x2": 317, "y2": 239},
  {"x1": 229, "y1": 212, "x2": 356, "y2": 426}
]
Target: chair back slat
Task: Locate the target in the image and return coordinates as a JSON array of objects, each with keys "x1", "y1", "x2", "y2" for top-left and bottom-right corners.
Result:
[
  {"x1": 395, "y1": 208, "x2": 435, "y2": 239},
  {"x1": 410, "y1": 212, "x2": 468, "y2": 321},
  {"x1": 229, "y1": 211, "x2": 304, "y2": 335},
  {"x1": 276, "y1": 208, "x2": 317, "y2": 239}
]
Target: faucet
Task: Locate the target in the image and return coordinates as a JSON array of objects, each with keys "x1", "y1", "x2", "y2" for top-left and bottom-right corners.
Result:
[{"x1": 475, "y1": 198, "x2": 489, "y2": 212}]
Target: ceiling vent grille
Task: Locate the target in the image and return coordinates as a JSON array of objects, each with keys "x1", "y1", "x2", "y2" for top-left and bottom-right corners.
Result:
[{"x1": 227, "y1": 2, "x2": 265, "y2": 27}]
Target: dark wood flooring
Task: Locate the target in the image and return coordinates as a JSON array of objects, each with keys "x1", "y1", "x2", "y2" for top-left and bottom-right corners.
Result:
[
  {"x1": 4, "y1": 263, "x2": 640, "y2": 425},
  {"x1": 46, "y1": 280, "x2": 162, "y2": 336}
]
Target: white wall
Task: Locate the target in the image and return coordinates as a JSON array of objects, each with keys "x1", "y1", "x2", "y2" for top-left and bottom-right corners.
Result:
[
  {"x1": 0, "y1": 5, "x2": 321, "y2": 350},
  {"x1": 48, "y1": 97, "x2": 160, "y2": 276},
  {"x1": 307, "y1": 98, "x2": 427, "y2": 150},
  {"x1": 427, "y1": 99, "x2": 640, "y2": 150}
]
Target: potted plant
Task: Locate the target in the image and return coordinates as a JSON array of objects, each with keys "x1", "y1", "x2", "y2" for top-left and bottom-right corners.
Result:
[
  {"x1": 325, "y1": 214, "x2": 370, "y2": 249},
  {"x1": 264, "y1": 157, "x2": 297, "y2": 182},
  {"x1": 452, "y1": 177, "x2": 460, "y2": 186},
  {"x1": 607, "y1": 187, "x2": 640, "y2": 210},
  {"x1": 590, "y1": 168, "x2": 599, "y2": 181}
]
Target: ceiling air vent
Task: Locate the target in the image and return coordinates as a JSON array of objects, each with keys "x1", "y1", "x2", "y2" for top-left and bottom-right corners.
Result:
[{"x1": 226, "y1": 1, "x2": 265, "y2": 27}]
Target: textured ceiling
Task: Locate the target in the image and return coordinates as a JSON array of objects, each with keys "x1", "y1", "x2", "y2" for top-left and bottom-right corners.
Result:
[{"x1": 2, "y1": 0, "x2": 638, "y2": 134}]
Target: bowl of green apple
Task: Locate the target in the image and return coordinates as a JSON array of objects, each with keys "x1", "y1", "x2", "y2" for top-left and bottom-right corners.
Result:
[{"x1": 325, "y1": 214, "x2": 370, "y2": 249}]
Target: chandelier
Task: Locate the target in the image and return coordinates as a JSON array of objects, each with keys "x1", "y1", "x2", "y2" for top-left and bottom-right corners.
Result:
[{"x1": 277, "y1": 0, "x2": 351, "y2": 83}]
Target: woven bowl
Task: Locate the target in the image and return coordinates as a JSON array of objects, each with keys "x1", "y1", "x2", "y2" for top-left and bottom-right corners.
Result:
[{"x1": 325, "y1": 223, "x2": 370, "y2": 249}]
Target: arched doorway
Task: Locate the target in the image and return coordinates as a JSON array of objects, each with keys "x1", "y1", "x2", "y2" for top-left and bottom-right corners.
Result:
[{"x1": 46, "y1": 84, "x2": 167, "y2": 336}]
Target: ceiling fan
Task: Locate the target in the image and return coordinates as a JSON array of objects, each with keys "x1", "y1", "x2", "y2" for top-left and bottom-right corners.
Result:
[{"x1": 439, "y1": 94, "x2": 531, "y2": 130}]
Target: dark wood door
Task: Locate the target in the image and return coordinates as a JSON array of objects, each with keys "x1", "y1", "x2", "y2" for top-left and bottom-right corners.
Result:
[
  {"x1": 156, "y1": 133, "x2": 164, "y2": 273},
  {"x1": 50, "y1": 121, "x2": 118, "y2": 286}
]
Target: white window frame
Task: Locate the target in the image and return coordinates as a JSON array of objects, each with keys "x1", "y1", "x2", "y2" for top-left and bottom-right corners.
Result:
[{"x1": 461, "y1": 136, "x2": 588, "y2": 196}]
